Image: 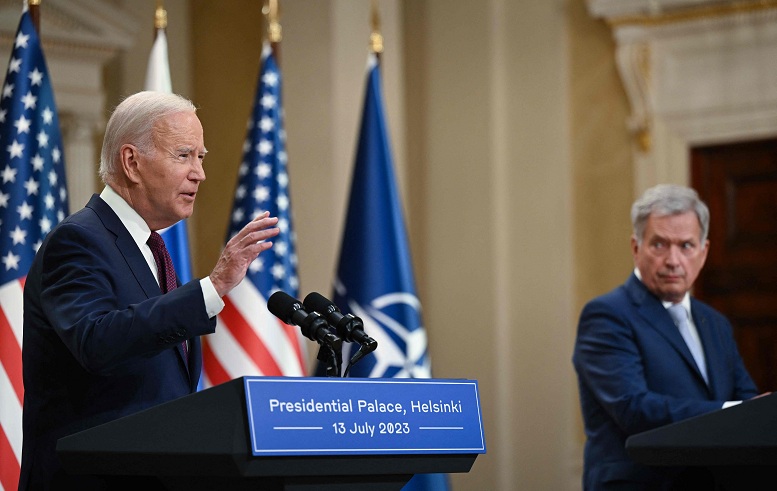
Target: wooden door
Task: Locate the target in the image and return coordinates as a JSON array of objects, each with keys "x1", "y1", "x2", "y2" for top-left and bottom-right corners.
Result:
[{"x1": 691, "y1": 138, "x2": 777, "y2": 392}]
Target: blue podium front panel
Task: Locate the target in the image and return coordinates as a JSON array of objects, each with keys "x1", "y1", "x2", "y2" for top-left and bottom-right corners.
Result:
[{"x1": 244, "y1": 377, "x2": 486, "y2": 456}]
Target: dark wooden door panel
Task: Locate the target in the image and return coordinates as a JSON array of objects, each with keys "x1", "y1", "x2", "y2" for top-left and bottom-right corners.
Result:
[{"x1": 692, "y1": 138, "x2": 777, "y2": 392}]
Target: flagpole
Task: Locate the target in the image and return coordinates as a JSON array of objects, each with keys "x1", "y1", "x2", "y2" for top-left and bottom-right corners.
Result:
[
  {"x1": 263, "y1": 0, "x2": 282, "y2": 64},
  {"x1": 153, "y1": 0, "x2": 167, "y2": 40},
  {"x1": 29, "y1": 0, "x2": 40, "y2": 33},
  {"x1": 370, "y1": 0, "x2": 384, "y2": 62}
]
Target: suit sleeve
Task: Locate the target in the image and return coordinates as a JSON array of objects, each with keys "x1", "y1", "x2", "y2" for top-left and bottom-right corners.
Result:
[
  {"x1": 573, "y1": 297, "x2": 724, "y2": 436},
  {"x1": 37, "y1": 221, "x2": 216, "y2": 376}
]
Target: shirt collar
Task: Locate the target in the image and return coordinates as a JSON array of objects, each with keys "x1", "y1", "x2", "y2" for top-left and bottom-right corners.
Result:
[
  {"x1": 100, "y1": 185, "x2": 152, "y2": 250},
  {"x1": 634, "y1": 267, "x2": 691, "y2": 312}
]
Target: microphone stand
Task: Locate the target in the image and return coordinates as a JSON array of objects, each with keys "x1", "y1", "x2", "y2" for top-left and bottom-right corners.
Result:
[{"x1": 316, "y1": 339, "x2": 343, "y2": 377}]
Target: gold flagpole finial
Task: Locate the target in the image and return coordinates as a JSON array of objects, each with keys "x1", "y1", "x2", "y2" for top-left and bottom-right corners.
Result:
[
  {"x1": 263, "y1": 0, "x2": 282, "y2": 43},
  {"x1": 370, "y1": 0, "x2": 384, "y2": 55},
  {"x1": 154, "y1": 1, "x2": 168, "y2": 30}
]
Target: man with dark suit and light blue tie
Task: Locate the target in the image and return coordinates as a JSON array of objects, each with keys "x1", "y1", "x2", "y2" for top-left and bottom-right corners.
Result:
[
  {"x1": 19, "y1": 91, "x2": 280, "y2": 489},
  {"x1": 573, "y1": 184, "x2": 766, "y2": 490}
]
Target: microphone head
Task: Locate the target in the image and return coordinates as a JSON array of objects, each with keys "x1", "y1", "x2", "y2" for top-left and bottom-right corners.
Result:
[
  {"x1": 303, "y1": 291, "x2": 340, "y2": 315},
  {"x1": 267, "y1": 291, "x2": 301, "y2": 324}
]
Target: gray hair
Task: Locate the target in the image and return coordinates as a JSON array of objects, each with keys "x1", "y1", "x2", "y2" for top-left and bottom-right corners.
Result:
[
  {"x1": 98, "y1": 91, "x2": 197, "y2": 184},
  {"x1": 631, "y1": 184, "x2": 710, "y2": 245}
]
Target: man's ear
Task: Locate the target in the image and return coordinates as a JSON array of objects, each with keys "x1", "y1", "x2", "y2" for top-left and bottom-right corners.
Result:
[
  {"x1": 699, "y1": 239, "x2": 710, "y2": 266},
  {"x1": 120, "y1": 144, "x2": 142, "y2": 184},
  {"x1": 630, "y1": 234, "x2": 639, "y2": 260}
]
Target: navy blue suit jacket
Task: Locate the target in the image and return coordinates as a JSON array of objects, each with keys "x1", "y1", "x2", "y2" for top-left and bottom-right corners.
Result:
[
  {"x1": 20, "y1": 195, "x2": 216, "y2": 489},
  {"x1": 573, "y1": 273, "x2": 758, "y2": 490}
]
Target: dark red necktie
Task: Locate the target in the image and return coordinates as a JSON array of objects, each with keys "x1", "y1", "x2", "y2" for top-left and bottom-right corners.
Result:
[
  {"x1": 147, "y1": 231, "x2": 188, "y2": 361},
  {"x1": 147, "y1": 231, "x2": 177, "y2": 294}
]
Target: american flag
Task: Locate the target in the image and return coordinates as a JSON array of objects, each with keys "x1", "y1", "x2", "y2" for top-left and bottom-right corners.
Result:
[
  {"x1": 201, "y1": 41, "x2": 307, "y2": 386},
  {"x1": 0, "y1": 9, "x2": 68, "y2": 491}
]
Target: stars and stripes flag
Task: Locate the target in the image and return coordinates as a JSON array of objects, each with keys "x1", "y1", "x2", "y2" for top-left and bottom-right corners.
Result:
[
  {"x1": 330, "y1": 54, "x2": 448, "y2": 491},
  {"x1": 0, "y1": 8, "x2": 69, "y2": 491},
  {"x1": 144, "y1": 23, "x2": 194, "y2": 285},
  {"x1": 201, "y1": 41, "x2": 307, "y2": 386}
]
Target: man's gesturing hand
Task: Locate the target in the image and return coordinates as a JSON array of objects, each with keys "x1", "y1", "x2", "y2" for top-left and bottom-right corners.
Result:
[{"x1": 209, "y1": 212, "x2": 280, "y2": 297}]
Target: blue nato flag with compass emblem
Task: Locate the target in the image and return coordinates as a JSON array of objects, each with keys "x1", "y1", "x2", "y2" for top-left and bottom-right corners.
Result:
[{"x1": 330, "y1": 53, "x2": 448, "y2": 491}]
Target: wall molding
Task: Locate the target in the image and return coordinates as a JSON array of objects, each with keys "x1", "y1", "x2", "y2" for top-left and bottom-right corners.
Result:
[
  {"x1": 589, "y1": 0, "x2": 777, "y2": 192},
  {"x1": 0, "y1": 0, "x2": 139, "y2": 208}
]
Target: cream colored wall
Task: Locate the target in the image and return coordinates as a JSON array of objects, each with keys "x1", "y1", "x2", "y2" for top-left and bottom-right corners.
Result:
[
  {"x1": 402, "y1": 1, "x2": 578, "y2": 489},
  {"x1": 568, "y1": 0, "x2": 634, "y2": 313},
  {"x1": 105, "y1": 0, "x2": 634, "y2": 489},
  {"x1": 568, "y1": 0, "x2": 636, "y2": 483}
]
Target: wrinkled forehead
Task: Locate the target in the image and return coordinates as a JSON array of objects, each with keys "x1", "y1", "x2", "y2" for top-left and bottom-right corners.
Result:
[
  {"x1": 152, "y1": 111, "x2": 205, "y2": 148},
  {"x1": 645, "y1": 211, "x2": 702, "y2": 238}
]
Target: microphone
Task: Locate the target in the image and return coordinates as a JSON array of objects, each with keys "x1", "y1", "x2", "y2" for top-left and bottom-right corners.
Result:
[
  {"x1": 267, "y1": 291, "x2": 342, "y2": 350},
  {"x1": 303, "y1": 292, "x2": 378, "y2": 352}
]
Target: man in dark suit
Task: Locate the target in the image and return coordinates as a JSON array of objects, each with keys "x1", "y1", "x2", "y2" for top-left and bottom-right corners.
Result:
[
  {"x1": 573, "y1": 184, "x2": 764, "y2": 490},
  {"x1": 19, "y1": 91, "x2": 280, "y2": 489}
]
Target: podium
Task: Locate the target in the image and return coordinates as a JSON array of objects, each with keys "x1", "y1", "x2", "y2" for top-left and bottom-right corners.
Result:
[
  {"x1": 626, "y1": 392, "x2": 777, "y2": 490},
  {"x1": 57, "y1": 377, "x2": 480, "y2": 490}
]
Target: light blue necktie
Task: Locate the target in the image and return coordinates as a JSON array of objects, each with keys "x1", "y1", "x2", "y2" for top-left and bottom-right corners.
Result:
[{"x1": 668, "y1": 304, "x2": 708, "y2": 384}]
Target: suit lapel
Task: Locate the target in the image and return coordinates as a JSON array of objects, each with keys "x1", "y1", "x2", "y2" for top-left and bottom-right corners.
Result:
[
  {"x1": 86, "y1": 194, "x2": 160, "y2": 299},
  {"x1": 626, "y1": 274, "x2": 710, "y2": 388},
  {"x1": 691, "y1": 301, "x2": 723, "y2": 395},
  {"x1": 88, "y1": 194, "x2": 198, "y2": 386}
]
